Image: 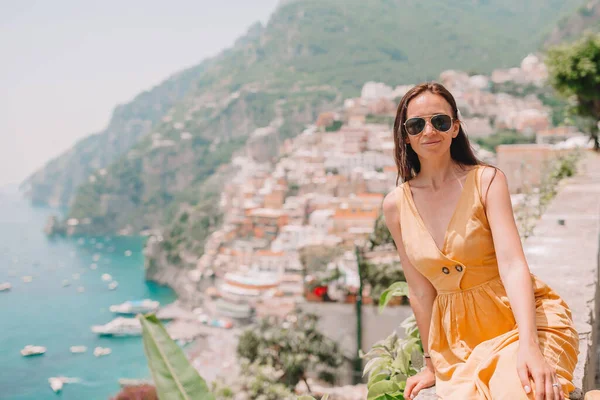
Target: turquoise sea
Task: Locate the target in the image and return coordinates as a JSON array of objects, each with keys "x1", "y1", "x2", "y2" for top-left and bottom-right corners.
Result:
[{"x1": 0, "y1": 189, "x2": 176, "y2": 400}]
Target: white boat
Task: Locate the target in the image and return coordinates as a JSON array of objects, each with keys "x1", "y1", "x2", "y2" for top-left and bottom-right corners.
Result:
[
  {"x1": 101, "y1": 273, "x2": 112, "y2": 282},
  {"x1": 48, "y1": 377, "x2": 63, "y2": 393},
  {"x1": 77, "y1": 286, "x2": 85, "y2": 293},
  {"x1": 0, "y1": 282, "x2": 11, "y2": 291},
  {"x1": 91, "y1": 317, "x2": 142, "y2": 336},
  {"x1": 70, "y1": 345, "x2": 87, "y2": 353},
  {"x1": 93, "y1": 346, "x2": 112, "y2": 357},
  {"x1": 109, "y1": 299, "x2": 159, "y2": 315},
  {"x1": 108, "y1": 281, "x2": 119, "y2": 290},
  {"x1": 22, "y1": 276, "x2": 33, "y2": 283},
  {"x1": 124, "y1": 250, "x2": 132, "y2": 257},
  {"x1": 21, "y1": 345, "x2": 46, "y2": 357},
  {"x1": 89, "y1": 263, "x2": 98, "y2": 270},
  {"x1": 62, "y1": 280, "x2": 70, "y2": 287}
]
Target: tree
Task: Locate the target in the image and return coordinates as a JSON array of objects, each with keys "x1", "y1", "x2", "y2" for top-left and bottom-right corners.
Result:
[
  {"x1": 546, "y1": 33, "x2": 600, "y2": 150},
  {"x1": 236, "y1": 309, "x2": 345, "y2": 391},
  {"x1": 368, "y1": 214, "x2": 395, "y2": 250}
]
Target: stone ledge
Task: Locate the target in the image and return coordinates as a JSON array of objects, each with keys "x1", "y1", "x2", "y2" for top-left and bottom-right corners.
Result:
[{"x1": 525, "y1": 152, "x2": 600, "y2": 398}]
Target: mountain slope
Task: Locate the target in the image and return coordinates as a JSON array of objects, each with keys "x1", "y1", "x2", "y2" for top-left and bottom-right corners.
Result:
[
  {"x1": 27, "y1": 0, "x2": 584, "y2": 233},
  {"x1": 20, "y1": 65, "x2": 209, "y2": 207},
  {"x1": 544, "y1": 0, "x2": 600, "y2": 47}
]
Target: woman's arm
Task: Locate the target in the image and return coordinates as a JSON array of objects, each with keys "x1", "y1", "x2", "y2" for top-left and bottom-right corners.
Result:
[
  {"x1": 482, "y1": 167, "x2": 560, "y2": 399},
  {"x1": 382, "y1": 190, "x2": 438, "y2": 372}
]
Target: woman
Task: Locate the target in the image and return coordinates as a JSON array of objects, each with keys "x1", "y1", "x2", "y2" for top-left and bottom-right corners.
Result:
[{"x1": 382, "y1": 82, "x2": 579, "y2": 400}]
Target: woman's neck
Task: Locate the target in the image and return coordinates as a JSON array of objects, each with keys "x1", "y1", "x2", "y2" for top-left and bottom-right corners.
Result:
[{"x1": 416, "y1": 156, "x2": 461, "y2": 190}]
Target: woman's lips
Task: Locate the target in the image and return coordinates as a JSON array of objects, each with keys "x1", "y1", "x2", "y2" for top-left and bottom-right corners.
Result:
[{"x1": 422, "y1": 140, "x2": 441, "y2": 146}]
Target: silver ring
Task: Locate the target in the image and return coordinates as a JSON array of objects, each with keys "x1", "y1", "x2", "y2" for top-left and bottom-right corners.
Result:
[{"x1": 552, "y1": 383, "x2": 560, "y2": 388}]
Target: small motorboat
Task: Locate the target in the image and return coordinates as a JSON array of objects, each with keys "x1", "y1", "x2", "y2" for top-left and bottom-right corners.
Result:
[
  {"x1": 109, "y1": 299, "x2": 159, "y2": 314},
  {"x1": 108, "y1": 281, "x2": 118, "y2": 290},
  {"x1": 0, "y1": 282, "x2": 11, "y2": 291},
  {"x1": 48, "y1": 377, "x2": 63, "y2": 393},
  {"x1": 93, "y1": 347, "x2": 111, "y2": 357},
  {"x1": 70, "y1": 345, "x2": 87, "y2": 353},
  {"x1": 21, "y1": 345, "x2": 46, "y2": 357},
  {"x1": 48, "y1": 376, "x2": 80, "y2": 393},
  {"x1": 92, "y1": 317, "x2": 141, "y2": 336},
  {"x1": 101, "y1": 273, "x2": 112, "y2": 282}
]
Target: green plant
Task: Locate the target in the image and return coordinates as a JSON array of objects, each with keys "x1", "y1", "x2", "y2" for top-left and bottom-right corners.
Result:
[
  {"x1": 361, "y1": 260, "x2": 406, "y2": 304},
  {"x1": 474, "y1": 130, "x2": 536, "y2": 153},
  {"x1": 355, "y1": 281, "x2": 423, "y2": 400},
  {"x1": 212, "y1": 361, "x2": 296, "y2": 400},
  {"x1": 237, "y1": 310, "x2": 344, "y2": 391},
  {"x1": 138, "y1": 314, "x2": 215, "y2": 400},
  {"x1": 297, "y1": 394, "x2": 329, "y2": 400},
  {"x1": 325, "y1": 120, "x2": 343, "y2": 132},
  {"x1": 368, "y1": 214, "x2": 395, "y2": 250},
  {"x1": 546, "y1": 32, "x2": 600, "y2": 150}
]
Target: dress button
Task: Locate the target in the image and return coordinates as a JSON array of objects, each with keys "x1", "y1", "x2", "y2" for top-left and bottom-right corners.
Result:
[
  {"x1": 455, "y1": 265, "x2": 463, "y2": 272},
  {"x1": 442, "y1": 267, "x2": 450, "y2": 274}
]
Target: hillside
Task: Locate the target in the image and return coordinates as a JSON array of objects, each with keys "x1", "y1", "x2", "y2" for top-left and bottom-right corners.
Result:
[
  {"x1": 545, "y1": 0, "x2": 600, "y2": 47},
  {"x1": 26, "y1": 0, "x2": 584, "y2": 234},
  {"x1": 20, "y1": 65, "x2": 208, "y2": 207}
]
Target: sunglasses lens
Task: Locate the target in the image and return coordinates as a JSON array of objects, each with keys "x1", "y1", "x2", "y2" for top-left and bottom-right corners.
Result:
[
  {"x1": 431, "y1": 114, "x2": 452, "y2": 132},
  {"x1": 405, "y1": 118, "x2": 425, "y2": 135}
]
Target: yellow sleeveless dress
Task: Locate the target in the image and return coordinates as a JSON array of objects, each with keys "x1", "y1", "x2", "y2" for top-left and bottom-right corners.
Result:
[{"x1": 395, "y1": 165, "x2": 579, "y2": 399}]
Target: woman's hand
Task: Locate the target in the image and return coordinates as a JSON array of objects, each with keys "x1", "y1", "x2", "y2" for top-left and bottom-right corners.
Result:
[
  {"x1": 404, "y1": 368, "x2": 435, "y2": 399},
  {"x1": 517, "y1": 344, "x2": 562, "y2": 400}
]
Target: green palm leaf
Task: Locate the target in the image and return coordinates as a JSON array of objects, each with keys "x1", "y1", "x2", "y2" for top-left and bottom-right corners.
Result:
[{"x1": 139, "y1": 314, "x2": 214, "y2": 400}]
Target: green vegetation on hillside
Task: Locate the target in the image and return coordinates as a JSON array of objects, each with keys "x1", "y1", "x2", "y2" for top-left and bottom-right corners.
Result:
[{"x1": 474, "y1": 130, "x2": 536, "y2": 152}]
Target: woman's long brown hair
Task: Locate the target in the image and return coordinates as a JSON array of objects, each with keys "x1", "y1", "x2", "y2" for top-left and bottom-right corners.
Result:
[{"x1": 393, "y1": 82, "x2": 483, "y2": 186}]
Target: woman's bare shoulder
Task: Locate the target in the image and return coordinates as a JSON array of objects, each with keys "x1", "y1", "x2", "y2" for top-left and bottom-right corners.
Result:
[
  {"x1": 478, "y1": 165, "x2": 508, "y2": 206},
  {"x1": 383, "y1": 186, "x2": 404, "y2": 219}
]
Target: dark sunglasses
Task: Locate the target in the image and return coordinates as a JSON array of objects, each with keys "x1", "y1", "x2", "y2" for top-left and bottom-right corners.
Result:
[{"x1": 404, "y1": 114, "x2": 453, "y2": 136}]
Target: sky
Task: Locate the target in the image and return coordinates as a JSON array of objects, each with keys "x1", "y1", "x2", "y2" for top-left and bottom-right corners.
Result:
[{"x1": 0, "y1": 0, "x2": 280, "y2": 186}]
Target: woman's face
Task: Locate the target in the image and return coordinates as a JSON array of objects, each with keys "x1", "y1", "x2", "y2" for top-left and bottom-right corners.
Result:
[{"x1": 404, "y1": 92, "x2": 459, "y2": 159}]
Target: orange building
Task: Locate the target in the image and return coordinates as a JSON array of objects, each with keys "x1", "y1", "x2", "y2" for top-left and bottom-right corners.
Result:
[{"x1": 248, "y1": 208, "x2": 289, "y2": 240}]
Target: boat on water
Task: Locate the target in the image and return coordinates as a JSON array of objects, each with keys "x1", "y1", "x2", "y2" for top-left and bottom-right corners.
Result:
[
  {"x1": 101, "y1": 273, "x2": 112, "y2": 282},
  {"x1": 62, "y1": 280, "x2": 70, "y2": 287},
  {"x1": 108, "y1": 281, "x2": 119, "y2": 290},
  {"x1": 48, "y1": 377, "x2": 63, "y2": 393},
  {"x1": 48, "y1": 376, "x2": 80, "y2": 393},
  {"x1": 0, "y1": 282, "x2": 11, "y2": 291},
  {"x1": 21, "y1": 345, "x2": 46, "y2": 357},
  {"x1": 109, "y1": 299, "x2": 159, "y2": 315},
  {"x1": 91, "y1": 317, "x2": 142, "y2": 336},
  {"x1": 93, "y1": 347, "x2": 111, "y2": 357},
  {"x1": 70, "y1": 345, "x2": 87, "y2": 353}
]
